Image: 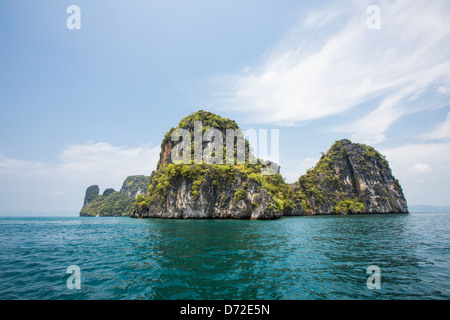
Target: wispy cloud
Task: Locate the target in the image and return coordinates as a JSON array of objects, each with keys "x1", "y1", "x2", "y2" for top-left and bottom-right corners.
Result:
[
  {"x1": 381, "y1": 142, "x2": 450, "y2": 205},
  {"x1": 422, "y1": 112, "x2": 450, "y2": 141},
  {"x1": 214, "y1": 0, "x2": 450, "y2": 144},
  {"x1": 408, "y1": 163, "x2": 433, "y2": 174},
  {"x1": 0, "y1": 142, "x2": 159, "y2": 186},
  {"x1": 282, "y1": 156, "x2": 319, "y2": 183},
  {"x1": 56, "y1": 142, "x2": 160, "y2": 185},
  {"x1": 0, "y1": 155, "x2": 44, "y2": 175},
  {"x1": 0, "y1": 142, "x2": 160, "y2": 212}
]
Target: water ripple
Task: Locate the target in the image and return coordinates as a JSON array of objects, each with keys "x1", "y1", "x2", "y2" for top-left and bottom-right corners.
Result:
[{"x1": 0, "y1": 214, "x2": 448, "y2": 299}]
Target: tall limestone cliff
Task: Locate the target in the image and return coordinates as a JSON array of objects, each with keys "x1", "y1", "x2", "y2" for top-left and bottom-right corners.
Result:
[
  {"x1": 79, "y1": 175, "x2": 151, "y2": 216},
  {"x1": 84, "y1": 185, "x2": 100, "y2": 206},
  {"x1": 134, "y1": 164, "x2": 282, "y2": 219},
  {"x1": 157, "y1": 110, "x2": 252, "y2": 169},
  {"x1": 289, "y1": 139, "x2": 408, "y2": 215},
  {"x1": 132, "y1": 110, "x2": 284, "y2": 220}
]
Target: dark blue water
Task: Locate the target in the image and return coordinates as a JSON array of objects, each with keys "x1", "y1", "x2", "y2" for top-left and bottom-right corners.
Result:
[{"x1": 0, "y1": 213, "x2": 448, "y2": 300}]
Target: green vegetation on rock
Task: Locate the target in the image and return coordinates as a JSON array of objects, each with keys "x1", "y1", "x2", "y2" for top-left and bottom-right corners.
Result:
[
  {"x1": 80, "y1": 175, "x2": 151, "y2": 217},
  {"x1": 80, "y1": 110, "x2": 408, "y2": 218},
  {"x1": 147, "y1": 162, "x2": 288, "y2": 207},
  {"x1": 80, "y1": 191, "x2": 134, "y2": 217},
  {"x1": 295, "y1": 139, "x2": 353, "y2": 213},
  {"x1": 84, "y1": 185, "x2": 100, "y2": 205},
  {"x1": 332, "y1": 199, "x2": 366, "y2": 214},
  {"x1": 293, "y1": 139, "x2": 406, "y2": 214},
  {"x1": 157, "y1": 110, "x2": 251, "y2": 168}
]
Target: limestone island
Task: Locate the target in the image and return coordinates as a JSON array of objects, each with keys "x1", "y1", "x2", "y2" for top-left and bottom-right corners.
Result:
[{"x1": 79, "y1": 110, "x2": 408, "y2": 219}]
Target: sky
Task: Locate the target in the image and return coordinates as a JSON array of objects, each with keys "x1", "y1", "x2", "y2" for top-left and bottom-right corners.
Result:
[{"x1": 1, "y1": 0, "x2": 450, "y2": 215}]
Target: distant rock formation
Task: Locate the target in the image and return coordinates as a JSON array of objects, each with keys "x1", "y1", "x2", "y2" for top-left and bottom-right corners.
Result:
[
  {"x1": 120, "y1": 175, "x2": 149, "y2": 198},
  {"x1": 102, "y1": 188, "x2": 116, "y2": 197},
  {"x1": 79, "y1": 175, "x2": 151, "y2": 216},
  {"x1": 288, "y1": 139, "x2": 408, "y2": 215},
  {"x1": 84, "y1": 185, "x2": 100, "y2": 206}
]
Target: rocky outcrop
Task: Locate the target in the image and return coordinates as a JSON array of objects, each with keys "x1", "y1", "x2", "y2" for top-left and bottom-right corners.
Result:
[
  {"x1": 290, "y1": 139, "x2": 408, "y2": 215},
  {"x1": 133, "y1": 110, "x2": 284, "y2": 220},
  {"x1": 156, "y1": 110, "x2": 249, "y2": 170},
  {"x1": 131, "y1": 164, "x2": 282, "y2": 220},
  {"x1": 121, "y1": 175, "x2": 151, "y2": 198},
  {"x1": 84, "y1": 185, "x2": 100, "y2": 205},
  {"x1": 102, "y1": 188, "x2": 116, "y2": 197},
  {"x1": 80, "y1": 110, "x2": 408, "y2": 219},
  {"x1": 79, "y1": 175, "x2": 151, "y2": 216},
  {"x1": 132, "y1": 112, "x2": 408, "y2": 219}
]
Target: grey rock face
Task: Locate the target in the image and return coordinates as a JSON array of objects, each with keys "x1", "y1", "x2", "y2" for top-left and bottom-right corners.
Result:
[
  {"x1": 102, "y1": 188, "x2": 116, "y2": 197},
  {"x1": 293, "y1": 139, "x2": 408, "y2": 215},
  {"x1": 344, "y1": 141, "x2": 408, "y2": 213},
  {"x1": 80, "y1": 175, "x2": 151, "y2": 216},
  {"x1": 80, "y1": 110, "x2": 408, "y2": 219},
  {"x1": 120, "y1": 175, "x2": 151, "y2": 198},
  {"x1": 84, "y1": 185, "x2": 99, "y2": 205},
  {"x1": 131, "y1": 167, "x2": 282, "y2": 220}
]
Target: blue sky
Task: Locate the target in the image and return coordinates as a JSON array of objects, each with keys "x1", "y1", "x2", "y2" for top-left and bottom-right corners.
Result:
[{"x1": 1, "y1": 0, "x2": 450, "y2": 215}]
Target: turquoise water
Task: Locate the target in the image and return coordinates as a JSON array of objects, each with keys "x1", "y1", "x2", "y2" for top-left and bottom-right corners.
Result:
[{"x1": 0, "y1": 213, "x2": 448, "y2": 300}]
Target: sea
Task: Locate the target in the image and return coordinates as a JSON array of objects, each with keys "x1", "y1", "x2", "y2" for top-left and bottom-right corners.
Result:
[{"x1": 0, "y1": 212, "x2": 448, "y2": 300}]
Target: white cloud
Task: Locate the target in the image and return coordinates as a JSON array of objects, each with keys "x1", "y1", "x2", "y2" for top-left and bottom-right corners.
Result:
[
  {"x1": 337, "y1": 90, "x2": 410, "y2": 144},
  {"x1": 422, "y1": 112, "x2": 450, "y2": 140},
  {"x1": 303, "y1": 8, "x2": 343, "y2": 29},
  {"x1": 281, "y1": 156, "x2": 319, "y2": 183},
  {"x1": 381, "y1": 143, "x2": 450, "y2": 174},
  {"x1": 214, "y1": 0, "x2": 450, "y2": 143},
  {"x1": 56, "y1": 141, "x2": 160, "y2": 186},
  {"x1": 438, "y1": 86, "x2": 450, "y2": 94},
  {"x1": 381, "y1": 142, "x2": 450, "y2": 205},
  {"x1": 408, "y1": 163, "x2": 433, "y2": 174},
  {"x1": 0, "y1": 155, "x2": 44, "y2": 175},
  {"x1": 0, "y1": 142, "x2": 160, "y2": 212}
]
